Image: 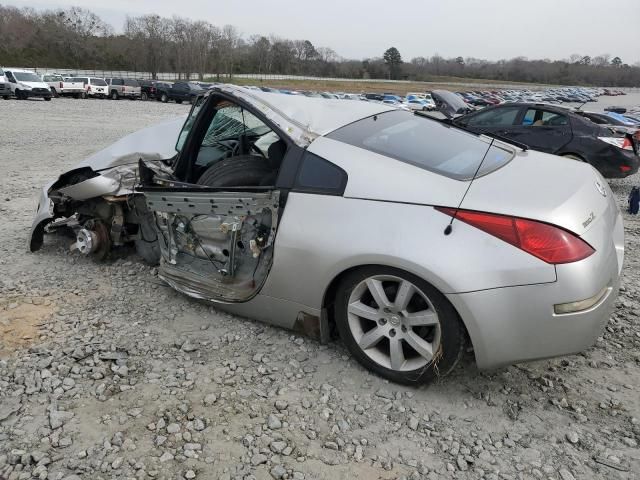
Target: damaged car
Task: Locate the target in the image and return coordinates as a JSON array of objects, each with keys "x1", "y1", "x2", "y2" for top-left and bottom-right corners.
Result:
[
  {"x1": 30, "y1": 115, "x2": 186, "y2": 263},
  {"x1": 31, "y1": 86, "x2": 624, "y2": 385}
]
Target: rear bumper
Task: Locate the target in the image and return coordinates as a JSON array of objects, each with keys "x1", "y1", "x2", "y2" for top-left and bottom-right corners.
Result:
[
  {"x1": 61, "y1": 88, "x2": 85, "y2": 95},
  {"x1": 24, "y1": 90, "x2": 52, "y2": 99},
  {"x1": 120, "y1": 92, "x2": 141, "y2": 98},
  {"x1": 590, "y1": 148, "x2": 639, "y2": 178},
  {"x1": 448, "y1": 211, "x2": 623, "y2": 369}
]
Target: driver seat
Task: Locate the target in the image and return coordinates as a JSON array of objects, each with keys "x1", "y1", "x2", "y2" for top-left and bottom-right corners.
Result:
[{"x1": 267, "y1": 140, "x2": 287, "y2": 170}]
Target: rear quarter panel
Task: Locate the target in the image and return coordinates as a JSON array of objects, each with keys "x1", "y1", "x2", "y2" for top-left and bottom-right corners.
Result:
[{"x1": 262, "y1": 193, "x2": 556, "y2": 310}]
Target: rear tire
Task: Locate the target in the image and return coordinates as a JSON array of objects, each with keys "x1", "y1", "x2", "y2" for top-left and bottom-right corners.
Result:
[
  {"x1": 111, "y1": 90, "x2": 119, "y2": 100},
  {"x1": 141, "y1": 92, "x2": 148, "y2": 101},
  {"x1": 334, "y1": 266, "x2": 465, "y2": 385},
  {"x1": 50, "y1": 87, "x2": 59, "y2": 98},
  {"x1": 176, "y1": 99, "x2": 183, "y2": 104},
  {"x1": 196, "y1": 155, "x2": 274, "y2": 187},
  {"x1": 161, "y1": 93, "x2": 168, "y2": 103},
  {"x1": 44, "y1": 97, "x2": 51, "y2": 101}
]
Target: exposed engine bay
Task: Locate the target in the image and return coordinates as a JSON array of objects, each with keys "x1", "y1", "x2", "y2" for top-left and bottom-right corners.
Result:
[
  {"x1": 143, "y1": 189, "x2": 280, "y2": 302},
  {"x1": 30, "y1": 159, "x2": 173, "y2": 265}
]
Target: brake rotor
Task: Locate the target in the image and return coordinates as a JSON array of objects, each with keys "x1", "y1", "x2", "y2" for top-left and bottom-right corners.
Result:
[{"x1": 75, "y1": 219, "x2": 111, "y2": 260}]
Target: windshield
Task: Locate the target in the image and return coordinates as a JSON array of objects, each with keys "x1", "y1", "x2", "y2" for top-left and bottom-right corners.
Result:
[
  {"x1": 326, "y1": 110, "x2": 514, "y2": 181},
  {"x1": 14, "y1": 72, "x2": 42, "y2": 82},
  {"x1": 90, "y1": 78, "x2": 107, "y2": 86},
  {"x1": 176, "y1": 96, "x2": 206, "y2": 152}
]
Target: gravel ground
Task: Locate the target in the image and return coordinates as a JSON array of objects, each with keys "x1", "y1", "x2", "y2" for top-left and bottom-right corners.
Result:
[{"x1": 1, "y1": 97, "x2": 639, "y2": 480}]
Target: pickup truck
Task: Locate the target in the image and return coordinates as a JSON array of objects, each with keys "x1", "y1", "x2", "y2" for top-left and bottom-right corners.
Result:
[
  {"x1": 42, "y1": 74, "x2": 85, "y2": 98},
  {"x1": 156, "y1": 81, "x2": 205, "y2": 104},
  {"x1": 0, "y1": 67, "x2": 11, "y2": 99},
  {"x1": 105, "y1": 78, "x2": 141, "y2": 100}
]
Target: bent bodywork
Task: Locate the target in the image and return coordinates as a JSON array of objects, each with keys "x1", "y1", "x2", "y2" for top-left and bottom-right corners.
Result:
[{"x1": 29, "y1": 115, "x2": 186, "y2": 258}]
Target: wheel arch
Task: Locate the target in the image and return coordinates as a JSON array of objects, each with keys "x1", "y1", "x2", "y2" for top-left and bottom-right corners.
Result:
[
  {"x1": 320, "y1": 263, "x2": 473, "y2": 358},
  {"x1": 560, "y1": 152, "x2": 586, "y2": 162}
]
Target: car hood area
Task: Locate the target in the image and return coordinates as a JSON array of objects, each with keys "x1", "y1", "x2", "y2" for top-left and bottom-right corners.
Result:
[
  {"x1": 75, "y1": 114, "x2": 186, "y2": 171},
  {"x1": 19, "y1": 80, "x2": 49, "y2": 89}
]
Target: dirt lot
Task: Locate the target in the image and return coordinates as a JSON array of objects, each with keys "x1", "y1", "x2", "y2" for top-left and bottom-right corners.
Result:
[{"x1": 0, "y1": 97, "x2": 639, "y2": 480}]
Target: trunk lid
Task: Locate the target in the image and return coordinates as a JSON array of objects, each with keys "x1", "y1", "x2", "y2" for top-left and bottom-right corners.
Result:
[
  {"x1": 459, "y1": 149, "x2": 618, "y2": 241},
  {"x1": 431, "y1": 90, "x2": 475, "y2": 118}
]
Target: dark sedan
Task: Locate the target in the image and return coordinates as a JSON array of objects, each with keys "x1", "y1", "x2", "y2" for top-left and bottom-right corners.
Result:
[{"x1": 453, "y1": 103, "x2": 639, "y2": 178}]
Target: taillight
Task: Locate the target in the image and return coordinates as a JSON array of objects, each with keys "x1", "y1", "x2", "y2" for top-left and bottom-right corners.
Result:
[
  {"x1": 598, "y1": 136, "x2": 634, "y2": 151},
  {"x1": 59, "y1": 82, "x2": 63, "y2": 88},
  {"x1": 436, "y1": 207, "x2": 595, "y2": 264},
  {"x1": 87, "y1": 85, "x2": 91, "y2": 91},
  {"x1": 620, "y1": 165, "x2": 632, "y2": 172}
]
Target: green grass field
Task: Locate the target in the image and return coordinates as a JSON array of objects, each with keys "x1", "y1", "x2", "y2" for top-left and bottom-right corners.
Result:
[{"x1": 203, "y1": 75, "x2": 547, "y2": 95}]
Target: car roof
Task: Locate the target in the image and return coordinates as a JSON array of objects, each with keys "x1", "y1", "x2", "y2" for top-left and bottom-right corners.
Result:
[{"x1": 208, "y1": 85, "x2": 395, "y2": 146}]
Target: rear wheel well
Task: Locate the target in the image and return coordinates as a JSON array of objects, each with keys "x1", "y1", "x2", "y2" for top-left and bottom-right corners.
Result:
[
  {"x1": 561, "y1": 152, "x2": 586, "y2": 162},
  {"x1": 322, "y1": 265, "x2": 472, "y2": 351}
]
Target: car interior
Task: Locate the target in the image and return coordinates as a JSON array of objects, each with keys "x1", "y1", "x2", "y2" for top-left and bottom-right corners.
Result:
[{"x1": 181, "y1": 99, "x2": 287, "y2": 187}]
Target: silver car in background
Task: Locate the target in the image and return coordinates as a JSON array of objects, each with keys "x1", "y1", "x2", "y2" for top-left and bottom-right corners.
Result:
[{"x1": 30, "y1": 86, "x2": 623, "y2": 385}]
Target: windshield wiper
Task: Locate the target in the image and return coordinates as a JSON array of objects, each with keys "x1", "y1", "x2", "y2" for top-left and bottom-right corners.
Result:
[{"x1": 414, "y1": 111, "x2": 529, "y2": 151}]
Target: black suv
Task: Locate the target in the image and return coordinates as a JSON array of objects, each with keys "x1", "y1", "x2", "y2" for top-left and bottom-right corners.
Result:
[
  {"x1": 454, "y1": 103, "x2": 639, "y2": 178},
  {"x1": 138, "y1": 80, "x2": 163, "y2": 101},
  {"x1": 156, "y1": 82, "x2": 204, "y2": 104}
]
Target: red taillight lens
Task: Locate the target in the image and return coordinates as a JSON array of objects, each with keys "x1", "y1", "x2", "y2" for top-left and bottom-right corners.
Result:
[
  {"x1": 620, "y1": 165, "x2": 632, "y2": 172},
  {"x1": 436, "y1": 207, "x2": 595, "y2": 264},
  {"x1": 59, "y1": 82, "x2": 63, "y2": 88}
]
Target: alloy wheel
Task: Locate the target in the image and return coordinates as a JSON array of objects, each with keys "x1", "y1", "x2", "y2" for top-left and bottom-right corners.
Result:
[{"x1": 347, "y1": 275, "x2": 441, "y2": 372}]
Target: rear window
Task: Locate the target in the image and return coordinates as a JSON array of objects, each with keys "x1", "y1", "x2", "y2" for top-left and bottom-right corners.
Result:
[
  {"x1": 326, "y1": 110, "x2": 514, "y2": 181},
  {"x1": 90, "y1": 78, "x2": 107, "y2": 86},
  {"x1": 123, "y1": 79, "x2": 139, "y2": 87}
]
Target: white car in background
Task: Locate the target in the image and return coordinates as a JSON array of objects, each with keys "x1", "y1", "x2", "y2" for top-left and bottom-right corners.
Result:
[
  {"x1": 406, "y1": 98, "x2": 436, "y2": 111},
  {"x1": 68, "y1": 77, "x2": 108, "y2": 98},
  {"x1": 0, "y1": 67, "x2": 11, "y2": 99},
  {"x1": 3, "y1": 68, "x2": 52, "y2": 100}
]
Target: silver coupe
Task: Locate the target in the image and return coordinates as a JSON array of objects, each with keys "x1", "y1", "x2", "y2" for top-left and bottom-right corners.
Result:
[{"x1": 30, "y1": 86, "x2": 624, "y2": 384}]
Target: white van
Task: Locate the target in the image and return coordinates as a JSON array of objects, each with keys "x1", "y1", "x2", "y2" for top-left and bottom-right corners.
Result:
[
  {"x1": 0, "y1": 67, "x2": 11, "y2": 99},
  {"x1": 4, "y1": 68, "x2": 52, "y2": 100}
]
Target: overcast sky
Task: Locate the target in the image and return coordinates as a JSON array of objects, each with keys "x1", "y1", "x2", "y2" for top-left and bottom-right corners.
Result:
[{"x1": 4, "y1": 0, "x2": 640, "y2": 64}]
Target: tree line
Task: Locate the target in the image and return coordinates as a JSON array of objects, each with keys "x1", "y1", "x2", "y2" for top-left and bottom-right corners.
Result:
[{"x1": 1, "y1": 5, "x2": 639, "y2": 87}]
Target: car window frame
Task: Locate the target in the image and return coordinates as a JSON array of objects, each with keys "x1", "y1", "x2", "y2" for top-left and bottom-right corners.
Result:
[{"x1": 173, "y1": 92, "x2": 296, "y2": 186}]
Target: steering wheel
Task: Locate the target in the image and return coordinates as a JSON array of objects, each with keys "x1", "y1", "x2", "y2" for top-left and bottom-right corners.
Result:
[{"x1": 231, "y1": 140, "x2": 265, "y2": 158}]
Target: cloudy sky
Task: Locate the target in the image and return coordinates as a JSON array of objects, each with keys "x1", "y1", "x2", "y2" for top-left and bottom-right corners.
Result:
[{"x1": 4, "y1": 0, "x2": 639, "y2": 64}]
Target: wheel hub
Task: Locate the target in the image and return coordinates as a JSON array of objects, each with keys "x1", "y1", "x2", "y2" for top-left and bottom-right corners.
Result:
[
  {"x1": 389, "y1": 314, "x2": 401, "y2": 326},
  {"x1": 347, "y1": 275, "x2": 442, "y2": 372}
]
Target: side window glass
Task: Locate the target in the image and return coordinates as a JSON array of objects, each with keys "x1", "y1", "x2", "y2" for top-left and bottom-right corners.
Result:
[
  {"x1": 176, "y1": 96, "x2": 206, "y2": 152},
  {"x1": 522, "y1": 109, "x2": 567, "y2": 126},
  {"x1": 541, "y1": 111, "x2": 568, "y2": 126},
  {"x1": 522, "y1": 109, "x2": 537, "y2": 126},
  {"x1": 295, "y1": 152, "x2": 347, "y2": 195},
  {"x1": 467, "y1": 107, "x2": 520, "y2": 127}
]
